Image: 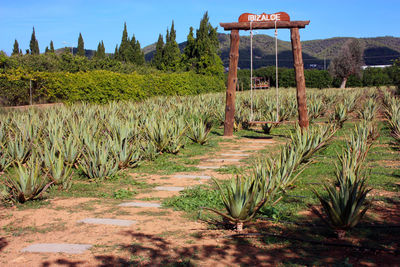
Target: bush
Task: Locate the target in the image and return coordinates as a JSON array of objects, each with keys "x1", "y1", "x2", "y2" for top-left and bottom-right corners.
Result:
[
  {"x1": 0, "y1": 70, "x2": 225, "y2": 105},
  {"x1": 362, "y1": 67, "x2": 392, "y2": 87}
]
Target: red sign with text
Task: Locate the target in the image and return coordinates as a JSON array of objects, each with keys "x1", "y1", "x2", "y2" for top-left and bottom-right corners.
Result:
[{"x1": 238, "y1": 12, "x2": 290, "y2": 22}]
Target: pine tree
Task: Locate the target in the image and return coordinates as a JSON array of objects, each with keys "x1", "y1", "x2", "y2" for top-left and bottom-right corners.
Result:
[
  {"x1": 50, "y1": 40, "x2": 55, "y2": 53},
  {"x1": 29, "y1": 27, "x2": 40, "y2": 54},
  {"x1": 12, "y1": 39, "x2": 20, "y2": 56},
  {"x1": 77, "y1": 33, "x2": 85, "y2": 56},
  {"x1": 162, "y1": 21, "x2": 181, "y2": 71},
  {"x1": 152, "y1": 34, "x2": 164, "y2": 70}
]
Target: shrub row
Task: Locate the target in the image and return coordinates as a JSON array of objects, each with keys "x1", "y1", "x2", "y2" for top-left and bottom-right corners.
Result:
[
  {"x1": 0, "y1": 70, "x2": 225, "y2": 105},
  {"x1": 237, "y1": 65, "x2": 399, "y2": 90}
]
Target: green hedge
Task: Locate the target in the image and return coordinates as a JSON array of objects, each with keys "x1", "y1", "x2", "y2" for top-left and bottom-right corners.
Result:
[{"x1": 0, "y1": 70, "x2": 225, "y2": 105}]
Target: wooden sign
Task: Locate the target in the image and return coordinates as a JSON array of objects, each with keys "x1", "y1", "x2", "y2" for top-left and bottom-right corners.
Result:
[{"x1": 238, "y1": 12, "x2": 290, "y2": 23}]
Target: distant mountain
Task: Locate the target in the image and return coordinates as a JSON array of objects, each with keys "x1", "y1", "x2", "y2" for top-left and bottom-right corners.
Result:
[{"x1": 143, "y1": 34, "x2": 400, "y2": 69}]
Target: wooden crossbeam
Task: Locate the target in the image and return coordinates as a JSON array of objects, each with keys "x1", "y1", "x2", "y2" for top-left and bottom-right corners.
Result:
[{"x1": 219, "y1": 20, "x2": 310, "y2": 31}]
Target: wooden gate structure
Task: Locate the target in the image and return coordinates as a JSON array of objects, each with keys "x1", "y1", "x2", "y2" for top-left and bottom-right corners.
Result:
[{"x1": 221, "y1": 12, "x2": 310, "y2": 136}]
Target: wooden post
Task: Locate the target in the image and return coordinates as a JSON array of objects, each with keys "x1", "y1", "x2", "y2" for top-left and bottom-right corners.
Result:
[
  {"x1": 290, "y1": 27, "x2": 309, "y2": 129},
  {"x1": 224, "y1": 30, "x2": 240, "y2": 136}
]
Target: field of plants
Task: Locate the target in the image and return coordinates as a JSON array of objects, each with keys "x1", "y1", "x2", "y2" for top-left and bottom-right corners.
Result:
[{"x1": 0, "y1": 87, "x2": 399, "y2": 265}]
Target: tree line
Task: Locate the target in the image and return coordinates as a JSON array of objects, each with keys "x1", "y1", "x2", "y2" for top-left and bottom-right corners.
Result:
[{"x1": 5, "y1": 12, "x2": 224, "y2": 78}]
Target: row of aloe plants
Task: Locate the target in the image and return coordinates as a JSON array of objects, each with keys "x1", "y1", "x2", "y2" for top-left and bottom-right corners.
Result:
[
  {"x1": 206, "y1": 123, "x2": 337, "y2": 231},
  {"x1": 0, "y1": 88, "x2": 372, "y2": 204},
  {"x1": 0, "y1": 95, "x2": 222, "y2": 203},
  {"x1": 207, "y1": 90, "x2": 378, "y2": 235},
  {"x1": 383, "y1": 91, "x2": 400, "y2": 147}
]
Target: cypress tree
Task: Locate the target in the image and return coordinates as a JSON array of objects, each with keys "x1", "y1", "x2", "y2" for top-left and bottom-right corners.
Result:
[
  {"x1": 29, "y1": 27, "x2": 40, "y2": 54},
  {"x1": 118, "y1": 22, "x2": 134, "y2": 62},
  {"x1": 45, "y1": 46, "x2": 49, "y2": 53},
  {"x1": 162, "y1": 21, "x2": 181, "y2": 71},
  {"x1": 50, "y1": 40, "x2": 55, "y2": 53},
  {"x1": 152, "y1": 34, "x2": 164, "y2": 70},
  {"x1": 77, "y1": 33, "x2": 85, "y2": 56},
  {"x1": 94, "y1": 40, "x2": 106, "y2": 59},
  {"x1": 182, "y1": 27, "x2": 196, "y2": 70},
  {"x1": 130, "y1": 35, "x2": 144, "y2": 65},
  {"x1": 114, "y1": 44, "x2": 119, "y2": 59},
  {"x1": 12, "y1": 39, "x2": 20, "y2": 56},
  {"x1": 192, "y1": 12, "x2": 224, "y2": 77}
]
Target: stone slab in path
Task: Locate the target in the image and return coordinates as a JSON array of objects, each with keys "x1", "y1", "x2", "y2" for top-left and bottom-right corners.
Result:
[
  {"x1": 155, "y1": 186, "x2": 185, "y2": 191},
  {"x1": 207, "y1": 158, "x2": 240, "y2": 162},
  {"x1": 77, "y1": 218, "x2": 136, "y2": 226},
  {"x1": 173, "y1": 174, "x2": 211, "y2": 179},
  {"x1": 220, "y1": 153, "x2": 250, "y2": 157},
  {"x1": 118, "y1": 202, "x2": 161, "y2": 208},
  {"x1": 244, "y1": 140, "x2": 274, "y2": 144},
  {"x1": 21, "y1": 243, "x2": 92, "y2": 254},
  {"x1": 197, "y1": 166, "x2": 220, "y2": 170}
]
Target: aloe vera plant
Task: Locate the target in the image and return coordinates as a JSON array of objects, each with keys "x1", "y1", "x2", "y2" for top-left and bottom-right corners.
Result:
[
  {"x1": 330, "y1": 103, "x2": 348, "y2": 128},
  {"x1": 313, "y1": 177, "x2": 372, "y2": 238},
  {"x1": 187, "y1": 116, "x2": 212, "y2": 145},
  {"x1": 308, "y1": 96, "x2": 325, "y2": 121},
  {"x1": 144, "y1": 115, "x2": 172, "y2": 153},
  {"x1": 7, "y1": 132, "x2": 31, "y2": 164},
  {"x1": 258, "y1": 144, "x2": 304, "y2": 192},
  {"x1": 358, "y1": 99, "x2": 377, "y2": 122},
  {"x1": 0, "y1": 141, "x2": 13, "y2": 171},
  {"x1": 42, "y1": 144, "x2": 73, "y2": 190},
  {"x1": 206, "y1": 176, "x2": 269, "y2": 231},
  {"x1": 290, "y1": 124, "x2": 337, "y2": 164},
  {"x1": 79, "y1": 137, "x2": 119, "y2": 180},
  {"x1": 384, "y1": 97, "x2": 400, "y2": 146},
  {"x1": 7, "y1": 158, "x2": 51, "y2": 203}
]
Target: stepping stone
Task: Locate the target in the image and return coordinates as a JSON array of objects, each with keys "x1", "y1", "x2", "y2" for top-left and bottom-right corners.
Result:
[
  {"x1": 21, "y1": 243, "x2": 92, "y2": 254},
  {"x1": 197, "y1": 166, "x2": 220, "y2": 170},
  {"x1": 245, "y1": 140, "x2": 274, "y2": 144},
  {"x1": 118, "y1": 202, "x2": 161, "y2": 208},
  {"x1": 155, "y1": 186, "x2": 185, "y2": 191},
  {"x1": 220, "y1": 153, "x2": 250, "y2": 157},
  {"x1": 207, "y1": 158, "x2": 240, "y2": 162},
  {"x1": 77, "y1": 218, "x2": 136, "y2": 226},
  {"x1": 173, "y1": 174, "x2": 211, "y2": 179}
]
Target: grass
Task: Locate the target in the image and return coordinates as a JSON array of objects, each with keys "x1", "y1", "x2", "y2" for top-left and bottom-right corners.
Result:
[{"x1": 163, "y1": 119, "x2": 400, "y2": 226}]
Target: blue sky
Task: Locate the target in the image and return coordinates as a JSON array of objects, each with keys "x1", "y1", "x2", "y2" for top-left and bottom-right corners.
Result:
[{"x1": 1, "y1": 0, "x2": 399, "y2": 55}]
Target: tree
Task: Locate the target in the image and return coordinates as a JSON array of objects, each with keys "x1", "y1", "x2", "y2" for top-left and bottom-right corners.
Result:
[
  {"x1": 183, "y1": 12, "x2": 224, "y2": 77},
  {"x1": 118, "y1": 22, "x2": 134, "y2": 62},
  {"x1": 162, "y1": 21, "x2": 181, "y2": 71},
  {"x1": 113, "y1": 45, "x2": 119, "y2": 59},
  {"x1": 12, "y1": 39, "x2": 20, "y2": 56},
  {"x1": 182, "y1": 27, "x2": 196, "y2": 70},
  {"x1": 94, "y1": 41, "x2": 106, "y2": 59},
  {"x1": 49, "y1": 41, "x2": 55, "y2": 53},
  {"x1": 152, "y1": 34, "x2": 164, "y2": 70},
  {"x1": 29, "y1": 27, "x2": 40, "y2": 54},
  {"x1": 329, "y1": 39, "x2": 364, "y2": 88},
  {"x1": 130, "y1": 35, "x2": 144, "y2": 65},
  {"x1": 77, "y1": 33, "x2": 85, "y2": 56},
  {"x1": 45, "y1": 46, "x2": 49, "y2": 53}
]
